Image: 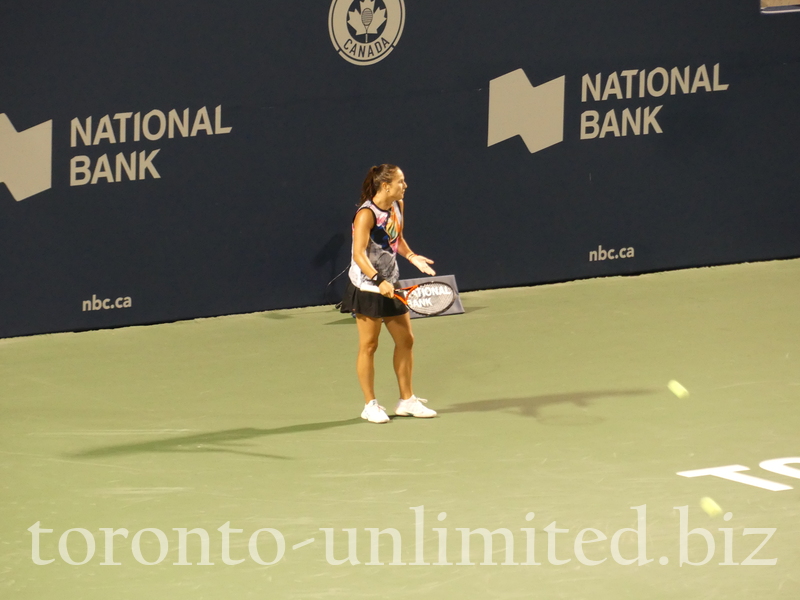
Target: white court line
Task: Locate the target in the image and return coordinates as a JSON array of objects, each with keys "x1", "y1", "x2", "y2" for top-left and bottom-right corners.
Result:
[
  {"x1": 312, "y1": 471, "x2": 457, "y2": 478},
  {"x1": 0, "y1": 450, "x2": 144, "y2": 472},
  {"x1": 97, "y1": 487, "x2": 191, "y2": 495},
  {"x1": 710, "y1": 380, "x2": 791, "y2": 390},
  {"x1": 27, "y1": 429, "x2": 195, "y2": 436},
  {"x1": 313, "y1": 439, "x2": 436, "y2": 444},
  {"x1": 292, "y1": 538, "x2": 315, "y2": 550}
]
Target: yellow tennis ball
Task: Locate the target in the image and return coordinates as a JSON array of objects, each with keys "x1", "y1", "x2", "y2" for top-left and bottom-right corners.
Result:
[
  {"x1": 668, "y1": 380, "x2": 689, "y2": 398},
  {"x1": 700, "y1": 497, "x2": 722, "y2": 517}
]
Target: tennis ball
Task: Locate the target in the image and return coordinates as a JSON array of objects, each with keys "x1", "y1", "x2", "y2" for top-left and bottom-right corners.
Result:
[
  {"x1": 668, "y1": 380, "x2": 689, "y2": 398},
  {"x1": 700, "y1": 497, "x2": 722, "y2": 517}
]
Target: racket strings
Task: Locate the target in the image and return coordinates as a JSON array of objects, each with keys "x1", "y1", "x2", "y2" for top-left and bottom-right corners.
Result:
[{"x1": 405, "y1": 284, "x2": 455, "y2": 315}]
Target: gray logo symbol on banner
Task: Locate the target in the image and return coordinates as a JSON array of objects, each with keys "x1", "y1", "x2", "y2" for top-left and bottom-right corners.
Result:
[
  {"x1": 487, "y1": 69, "x2": 565, "y2": 154},
  {"x1": 0, "y1": 114, "x2": 52, "y2": 201},
  {"x1": 329, "y1": 0, "x2": 406, "y2": 66}
]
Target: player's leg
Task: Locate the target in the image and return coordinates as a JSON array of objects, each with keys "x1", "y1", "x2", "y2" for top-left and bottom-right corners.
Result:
[
  {"x1": 355, "y1": 313, "x2": 382, "y2": 403},
  {"x1": 383, "y1": 312, "x2": 414, "y2": 400},
  {"x1": 384, "y1": 313, "x2": 437, "y2": 418},
  {"x1": 355, "y1": 313, "x2": 390, "y2": 423}
]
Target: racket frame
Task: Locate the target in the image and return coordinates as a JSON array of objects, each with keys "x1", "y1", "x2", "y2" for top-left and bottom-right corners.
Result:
[{"x1": 394, "y1": 281, "x2": 456, "y2": 316}]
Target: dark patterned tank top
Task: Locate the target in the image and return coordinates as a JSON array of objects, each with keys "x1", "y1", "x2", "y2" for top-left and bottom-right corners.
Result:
[{"x1": 348, "y1": 200, "x2": 403, "y2": 292}]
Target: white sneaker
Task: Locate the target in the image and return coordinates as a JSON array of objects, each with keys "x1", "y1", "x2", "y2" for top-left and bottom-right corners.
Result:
[
  {"x1": 361, "y1": 399, "x2": 390, "y2": 423},
  {"x1": 395, "y1": 395, "x2": 437, "y2": 418}
]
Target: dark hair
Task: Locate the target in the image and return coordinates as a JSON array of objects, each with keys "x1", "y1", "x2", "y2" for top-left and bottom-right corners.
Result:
[{"x1": 359, "y1": 164, "x2": 399, "y2": 204}]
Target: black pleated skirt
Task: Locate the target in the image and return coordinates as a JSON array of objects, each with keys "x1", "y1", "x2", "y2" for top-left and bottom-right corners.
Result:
[{"x1": 339, "y1": 282, "x2": 408, "y2": 318}]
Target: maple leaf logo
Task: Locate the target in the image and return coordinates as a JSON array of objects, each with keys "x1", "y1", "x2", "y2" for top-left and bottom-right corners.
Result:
[{"x1": 347, "y1": 0, "x2": 387, "y2": 43}]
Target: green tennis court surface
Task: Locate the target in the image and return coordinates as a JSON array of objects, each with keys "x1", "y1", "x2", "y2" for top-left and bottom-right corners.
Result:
[{"x1": 3, "y1": 259, "x2": 800, "y2": 599}]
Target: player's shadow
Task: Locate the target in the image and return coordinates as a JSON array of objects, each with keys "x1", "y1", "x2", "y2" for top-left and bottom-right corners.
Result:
[
  {"x1": 439, "y1": 389, "x2": 656, "y2": 424},
  {"x1": 71, "y1": 390, "x2": 654, "y2": 459},
  {"x1": 71, "y1": 418, "x2": 363, "y2": 460}
]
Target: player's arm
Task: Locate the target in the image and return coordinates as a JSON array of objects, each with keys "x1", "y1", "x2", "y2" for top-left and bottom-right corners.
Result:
[
  {"x1": 353, "y1": 209, "x2": 395, "y2": 298},
  {"x1": 396, "y1": 200, "x2": 436, "y2": 276}
]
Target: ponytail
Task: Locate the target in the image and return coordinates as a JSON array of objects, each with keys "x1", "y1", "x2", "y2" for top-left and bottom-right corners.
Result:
[{"x1": 359, "y1": 164, "x2": 399, "y2": 204}]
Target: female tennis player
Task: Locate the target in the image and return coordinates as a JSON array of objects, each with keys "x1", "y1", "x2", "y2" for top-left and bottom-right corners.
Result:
[{"x1": 340, "y1": 164, "x2": 438, "y2": 423}]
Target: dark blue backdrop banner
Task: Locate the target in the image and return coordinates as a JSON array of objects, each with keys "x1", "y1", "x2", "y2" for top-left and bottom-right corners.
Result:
[{"x1": 1, "y1": 1, "x2": 798, "y2": 337}]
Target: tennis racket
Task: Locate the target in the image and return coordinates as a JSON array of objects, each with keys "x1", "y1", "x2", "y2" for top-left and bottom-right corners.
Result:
[{"x1": 394, "y1": 281, "x2": 456, "y2": 316}]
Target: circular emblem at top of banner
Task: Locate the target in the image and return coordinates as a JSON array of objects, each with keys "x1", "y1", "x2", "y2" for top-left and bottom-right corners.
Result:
[{"x1": 328, "y1": 0, "x2": 405, "y2": 66}]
